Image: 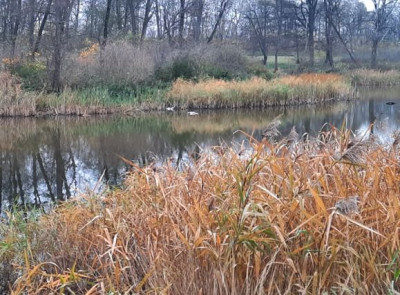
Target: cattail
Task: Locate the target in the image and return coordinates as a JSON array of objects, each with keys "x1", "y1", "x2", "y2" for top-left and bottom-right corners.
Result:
[
  {"x1": 335, "y1": 196, "x2": 360, "y2": 215},
  {"x1": 286, "y1": 126, "x2": 299, "y2": 145},
  {"x1": 334, "y1": 139, "x2": 370, "y2": 164},
  {"x1": 392, "y1": 131, "x2": 400, "y2": 148},
  {"x1": 262, "y1": 114, "x2": 282, "y2": 140}
]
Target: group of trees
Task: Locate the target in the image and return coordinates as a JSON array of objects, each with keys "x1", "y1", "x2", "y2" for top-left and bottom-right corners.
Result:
[{"x1": 0, "y1": 0, "x2": 400, "y2": 90}]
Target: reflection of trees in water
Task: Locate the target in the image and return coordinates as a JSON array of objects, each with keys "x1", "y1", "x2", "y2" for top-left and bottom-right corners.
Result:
[{"x1": 0, "y1": 129, "x2": 75, "y2": 212}]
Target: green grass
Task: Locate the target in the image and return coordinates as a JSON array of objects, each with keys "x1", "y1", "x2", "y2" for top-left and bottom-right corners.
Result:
[{"x1": 248, "y1": 55, "x2": 298, "y2": 72}]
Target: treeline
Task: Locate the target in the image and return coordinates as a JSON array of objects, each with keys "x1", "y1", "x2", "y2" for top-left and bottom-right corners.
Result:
[{"x1": 0, "y1": 0, "x2": 399, "y2": 91}]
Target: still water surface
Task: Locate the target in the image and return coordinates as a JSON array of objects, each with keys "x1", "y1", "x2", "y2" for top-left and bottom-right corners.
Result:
[{"x1": 0, "y1": 87, "x2": 399, "y2": 211}]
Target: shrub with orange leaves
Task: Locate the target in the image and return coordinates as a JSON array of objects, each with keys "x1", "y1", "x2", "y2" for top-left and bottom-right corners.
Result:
[{"x1": 78, "y1": 42, "x2": 100, "y2": 62}]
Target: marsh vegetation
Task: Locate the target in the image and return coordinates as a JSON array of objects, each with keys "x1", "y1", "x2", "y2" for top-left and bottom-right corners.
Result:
[{"x1": 1, "y1": 125, "x2": 400, "y2": 294}]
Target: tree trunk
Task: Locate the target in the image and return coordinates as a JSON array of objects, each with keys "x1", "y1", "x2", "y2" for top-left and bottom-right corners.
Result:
[
  {"x1": 324, "y1": 0, "x2": 334, "y2": 68},
  {"x1": 371, "y1": 38, "x2": 378, "y2": 68},
  {"x1": 129, "y1": 0, "x2": 138, "y2": 37},
  {"x1": 28, "y1": 0, "x2": 36, "y2": 51},
  {"x1": 207, "y1": 0, "x2": 229, "y2": 43},
  {"x1": 193, "y1": 0, "x2": 204, "y2": 41},
  {"x1": 33, "y1": 0, "x2": 53, "y2": 57},
  {"x1": 306, "y1": 0, "x2": 318, "y2": 67},
  {"x1": 274, "y1": 0, "x2": 283, "y2": 72},
  {"x1": 102, "y1": 0, "x2": 113, "y2": 47},
  {"x1": 155, "y1": 0, "x2": 162, "y2": 39},
  {"x1": 115, "y1": 0, "x2": 123, "y2": 31},
  {"x1": 52, "y1": 0, "x2": 65, "y2": 92},
  {"x1": 1, "y1": 0, "x2": 11, "y2": 42},
  {"x1": 89, "y1": 0, "x2": 96, "y2": 38},
  {"x1": 10, "y1": 0, "x2": 22, "y2": 57},
  {"x1": 75, "y1": 0, "x2": 80, "y2": 33},
  {"x1": 141, "y1": 0, "x2": 152, "y2": 41},
  {"x1": 307, "y1": 13, "x2": 315, "y2": 66},
  {"x1": 179, "y1": 0, "x2": 185, "y2": 42}
]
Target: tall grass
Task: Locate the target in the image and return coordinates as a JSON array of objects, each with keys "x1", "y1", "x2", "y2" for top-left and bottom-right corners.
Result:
[
  {"x1": 1, "y1": 127, "x2": 399, "y2": 293},
  {"x1": 167, "y1": 74, "x2": 354, "y2": 109},
  {"x1": 0, "y1": 71, "x2": 355, "y2": 116},
  {"x1": 0, "y1": 72, "x2": 36, "y2": 116},
  {"x1": 350, "y1": 69, "x2": 400, "y2": 86},
  {"x1": 0, "y1": 72, "x2": 167, "y2": 116}
]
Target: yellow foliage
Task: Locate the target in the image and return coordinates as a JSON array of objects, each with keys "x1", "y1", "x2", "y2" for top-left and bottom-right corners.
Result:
[
  {"x1": 2, "y1": 57, "x2": 20, "y2": 66},
  {"x1": 79, "y1": 42, "x2": 100, "y2": 61}
]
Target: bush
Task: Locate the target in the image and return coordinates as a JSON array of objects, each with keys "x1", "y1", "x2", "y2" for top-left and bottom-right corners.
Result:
[
  {"x1": 63, "y1": 41, "x2": 155, "y2": 87},
  {"x1": 192, "y1": 42, "x2": 248, "y2": 79},
  {"x1": 3, "y1": 58, "x2": 47, "y2": 90},
  {"x1": 155, "y1": 42, "x2": 250, "y2": 82},
  {"x1": 247, "y1": 62, "x2": 274, "y2": 80}
]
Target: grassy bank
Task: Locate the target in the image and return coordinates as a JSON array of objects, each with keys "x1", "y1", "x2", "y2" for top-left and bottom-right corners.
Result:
[
  {"x1": 3, "y1": 69, "x2": 400, "y2": 117},
  {"x1": 1, "y1": 128, "x2": 399, "y2": 293},
  {"x1": 0, "y1": 72, "x2": 167, "y2": 116},
  {"x1": 167, "y1": 74, "x2": 353, "y2": 109},
  {"x1": 349, "y1": 69, "x2": 400, "y2": 86}
]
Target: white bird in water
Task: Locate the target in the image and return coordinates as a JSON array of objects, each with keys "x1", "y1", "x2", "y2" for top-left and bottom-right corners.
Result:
[
  {"x1": 166, "y1": 106, "x2": 175, "y2": 111},
  {"x1": 187, "y1": 111, "x2": 199, "y2": 116}
]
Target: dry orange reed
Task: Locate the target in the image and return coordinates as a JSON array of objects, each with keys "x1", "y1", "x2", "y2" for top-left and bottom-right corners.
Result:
[
  {"x1": 2, "y1": 128, "x2": 400, "y2": 294},
  {"x1": 167, "y1": 73, "x2": 354, "y2": 109}
]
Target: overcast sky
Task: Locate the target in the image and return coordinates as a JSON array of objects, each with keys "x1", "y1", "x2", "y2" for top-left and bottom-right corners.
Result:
[{"x1": 361, "y1": 0, "x2": 374, "y2": 11}]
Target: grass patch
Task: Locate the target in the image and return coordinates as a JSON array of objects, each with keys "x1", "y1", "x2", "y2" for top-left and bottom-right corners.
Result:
[
  {"x1": 0, "y1": 72, "x2": 168, "y2": 116},
  {"x1": 349, "y1": 69, "x2": 400, "y2": 86},
  {"x1": 167, "y1": 73, "x2": 354, "y2": 109},
  {"x1": 1, "y1": 127, "x2": 400, "y2": 293},
  {"x1": 0, "y1": 72, "x2": 355, "y2": 116}
]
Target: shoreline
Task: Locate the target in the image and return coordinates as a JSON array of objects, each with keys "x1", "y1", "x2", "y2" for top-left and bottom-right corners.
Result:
[
  {"x1": 0, "y1": 73, "x2": 357, "y2": 117},
  {"x1": 0, "y1": 95, "x2": 355, "y2": 118}
]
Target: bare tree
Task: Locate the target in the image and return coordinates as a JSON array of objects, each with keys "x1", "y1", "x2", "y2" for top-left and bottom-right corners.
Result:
[
  {"x1": 298, "y1": 0, "x2": 318, "y2": 66},
  {"x1": 33, "y1": 0, "x2": 53, "y2": 58},
  {"x1": 141, "y1": 0, "x2": 153, "y2": 40},
  {"x1": 207, "y1": 0, "x2": 230, "y2": 43},
  {"x1": 193, "y1": 0, "x2": 204, "y2": 40},
  {"x1": 10, "y1": 0, "x2": 22, "y2": 56},
  {"x1": 103, "y1": 0, "x2": 113, "y2": 47},
  {"x1": 274, "y1": 0, "x2": 283, "y2": 72},
  {"x1": 371, "y1": 0, "x2": 398, "y2": 68},
  {"x1": 52, "y1": 0, "x2": 75, "y2": 92},
  {"x1": 245, "y1": 0, "x2": 274, "y2": 65}
]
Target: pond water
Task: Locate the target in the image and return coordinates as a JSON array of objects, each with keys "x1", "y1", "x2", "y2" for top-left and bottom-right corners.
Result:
[{"x1": 0, "y1": 87, "x2": 399, "y2": 211}]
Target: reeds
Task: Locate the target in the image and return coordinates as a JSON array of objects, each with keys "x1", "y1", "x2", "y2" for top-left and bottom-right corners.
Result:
[
  {"x1": 0, "y1": 71, "x2": 355, "y2": 116},
  {"x1": 0, "y1": 73, "x2": 167, "y2": 117},
  {"x1": 350, "y1": 69, "x2": 400, "y2": 86},
  {"x1": 167, "y1": 74, "x2": 354, "y2": 109},
  {"x1": 0, "y1": 72, "x2": 37, "y2": 116},
  {"x1": 1, "y1": 128, "x2": 399, "y2": 294}
]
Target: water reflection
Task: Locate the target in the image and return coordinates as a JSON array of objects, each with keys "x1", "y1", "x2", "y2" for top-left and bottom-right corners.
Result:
[{"x1": 0, "y1": 87, "x2": 399, "y2": 211}]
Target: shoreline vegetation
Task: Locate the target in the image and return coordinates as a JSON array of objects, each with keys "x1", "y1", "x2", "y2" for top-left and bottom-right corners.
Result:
[
  {"x1": 0, "y1": 70, "x2": 375, "y2": 117},
  {"x1": 2, "y1": 39, "x2": 400, "y2": 118},
  {"x1": 1, "y1": 127, "x2": 399, "y2": 293},
  {"x1": 1, "y1": 67, "x2": 400, "y2": 117}
]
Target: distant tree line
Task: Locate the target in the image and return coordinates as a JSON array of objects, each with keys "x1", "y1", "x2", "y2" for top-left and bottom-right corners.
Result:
[{"x1": 0, "y1": 0, "x2": 399, "y2": 90}]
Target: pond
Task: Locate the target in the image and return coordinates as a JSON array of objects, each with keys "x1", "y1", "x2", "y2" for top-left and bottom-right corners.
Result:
[{"x1": 0, "y1": 87, "x2": 399, "y2": 211}]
